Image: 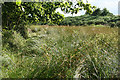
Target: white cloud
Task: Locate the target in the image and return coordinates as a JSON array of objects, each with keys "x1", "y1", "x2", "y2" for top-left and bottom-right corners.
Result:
[
  {"x1": 56, "y1": 0, "x2": 119, "y2": 17},
  {"x1": 88, "y1": 0, "x2": 119, "y2": 15}
]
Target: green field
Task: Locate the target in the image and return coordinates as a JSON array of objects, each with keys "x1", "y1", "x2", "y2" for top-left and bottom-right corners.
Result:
[{"x1": 1, "y1": 25, "x2": 119, "y2": 78}]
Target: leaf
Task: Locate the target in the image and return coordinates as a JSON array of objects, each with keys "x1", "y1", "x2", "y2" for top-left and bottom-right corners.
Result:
[{"x1": 16, "y1": 0, "x2": 21, "y2": 6}]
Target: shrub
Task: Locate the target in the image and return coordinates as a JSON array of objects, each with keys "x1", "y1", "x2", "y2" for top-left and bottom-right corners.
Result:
[
  {"x1": 87, "y1": 20, "x2": 95, "y2": 25},
  {"x1": 109, "y1": 22, "x2": 116, "y2": 27},
  {"x1": 3, "y1": 30, "x2": 26, "y2": 52},
  {"x1": 95, "y1": 20, "x2": 106, "y2": 25},
  {"x1": 100, "y1": 8, "x2": 113, "y2": 16},
  {"x1": 92, "y1": 8, "x2": 102, "y2": 16},
  {"x1": 116, "y1": 21, "x2": 120, "y2": 27}
]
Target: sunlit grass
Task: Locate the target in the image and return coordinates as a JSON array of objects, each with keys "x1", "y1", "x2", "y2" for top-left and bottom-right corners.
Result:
[{"x1": 1, "y1": 25, "x2": 118, "y2": 78}]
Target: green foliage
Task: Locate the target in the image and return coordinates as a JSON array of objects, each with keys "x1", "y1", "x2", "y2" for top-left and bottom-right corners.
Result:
[
  {"x1": 101, "y1": 8, "x2": 113, "y2": 16},
  {"x1": 109, "y1": 22, "x2": 116, "y2": 27},
  {"x1": 2, "y1": 1, "x2": 95, "y2": 37},
  {"x1": 91, "y1": 8, "x2": 101, "y2": 16},
  {"x1": 1, "y1": 26, "x2": 118, "y2": 78},
  {"x1": 2, "y1": 30, "x2": 26, "y2": 52},
  {"x1": 16, "y1": 0, "x2": 21, "y2": 6},
  {"x1": 116, "y1": 21, "x2": 120, "y2": 27},
  {"x1": 91, "y1": 8, "x2": 113, "y2": 16},
  {"x1": 59, "y1": 15, "x2": 119, "y2": 27}
]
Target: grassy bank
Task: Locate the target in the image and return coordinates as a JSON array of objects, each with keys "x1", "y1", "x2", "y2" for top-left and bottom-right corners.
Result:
[{"x1": 1, "y1": 25, "x2": 118, "y2": 78}]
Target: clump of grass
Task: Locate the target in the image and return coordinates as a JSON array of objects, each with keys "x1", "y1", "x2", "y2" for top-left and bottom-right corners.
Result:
[{"x1": 1, "y1": 25, "x2": 118, "y2": 78}]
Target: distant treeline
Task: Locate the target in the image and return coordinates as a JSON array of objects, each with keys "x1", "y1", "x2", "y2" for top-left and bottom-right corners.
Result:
[
  {"x1": 58, "y1": 15, "x2": 120, "y2": 27},
  {"x1": 37, "y1": 8, "x2": 120, "y2": 27}
]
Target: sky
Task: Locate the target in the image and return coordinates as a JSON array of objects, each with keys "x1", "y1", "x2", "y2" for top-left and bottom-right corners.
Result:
[{"x1": 56, "y1": 0, "x2": 120, "y2": 17}]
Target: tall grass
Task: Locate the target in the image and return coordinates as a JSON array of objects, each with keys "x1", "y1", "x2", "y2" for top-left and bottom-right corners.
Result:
[{"x1": 1, "y1": 25, "x2": 118, "y2": 78}]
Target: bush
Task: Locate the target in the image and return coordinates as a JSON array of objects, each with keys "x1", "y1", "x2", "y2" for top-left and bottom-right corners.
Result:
[
  {"x1": 109, "y1": 22, "x2": 116, "y2": 27},
  {"x1": 103, "y1": 17, "x2": 111, "y2": 21},
  {"x1": 14, "y1": 24, "x2": 28, "y2": 39},
  {"x1": 100, "y1": 8, "x2": 113, "y2": 16},
  {"x1": 87, "y1": 20, "x2": 95, "y2": 25},
  {"x1": 116, "y1": 21, "x2": 120, "y2": 27},
  {"x1": 91, "y1": 8, "x2": 102, "y2": 16},
  {"x1": 95, "y1": 20, "x2": 105, "y2": 25}
]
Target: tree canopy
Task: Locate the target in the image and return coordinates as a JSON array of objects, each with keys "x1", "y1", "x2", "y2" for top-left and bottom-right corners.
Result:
[
  {"x1": 91, "y1": 8, "x2": 113, "y2": 16},
  {"x1": 2, "y1": 1, "x2": 96, "y2": 38}
]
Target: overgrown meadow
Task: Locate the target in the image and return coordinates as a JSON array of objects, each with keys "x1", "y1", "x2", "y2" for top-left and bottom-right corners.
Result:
[{"x1": 1, "y1": 25, "x2": 119, "y2": 78}]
